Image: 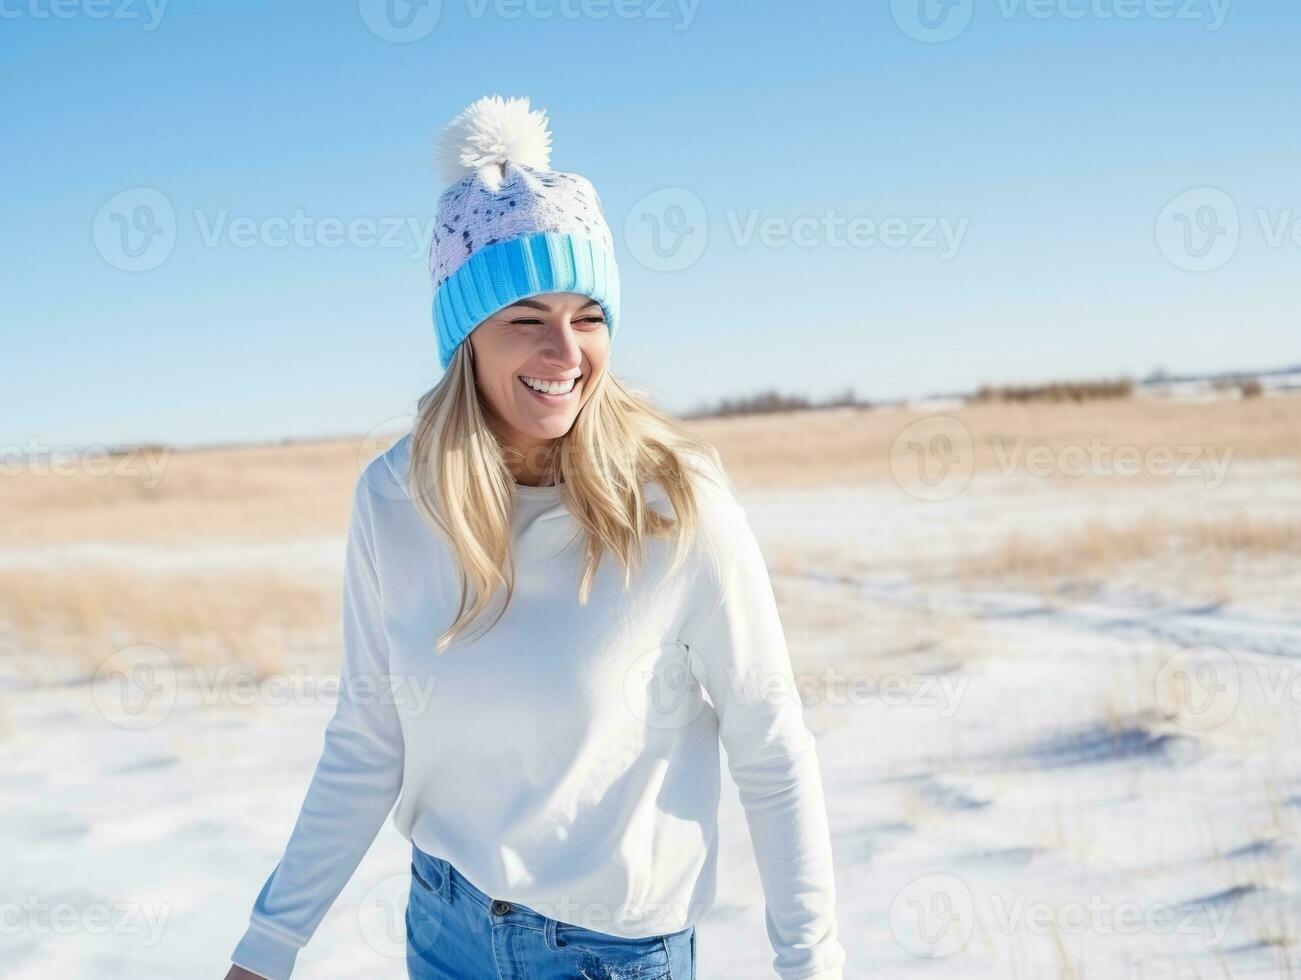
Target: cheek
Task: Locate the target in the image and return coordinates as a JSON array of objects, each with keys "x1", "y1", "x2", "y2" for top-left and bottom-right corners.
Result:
[{"x1": 582, "y1": 334, "x2": 611, "y2": 371}]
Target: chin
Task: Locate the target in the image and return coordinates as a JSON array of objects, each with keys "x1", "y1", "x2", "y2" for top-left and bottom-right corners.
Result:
[{"x1": 524, "y1": 414, "x2": 578, "y2": 439}]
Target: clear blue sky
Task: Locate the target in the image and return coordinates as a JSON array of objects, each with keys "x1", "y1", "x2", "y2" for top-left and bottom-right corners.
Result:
[{"x1": 3, "y1": 0, "x2": 1297, "y2": 449}]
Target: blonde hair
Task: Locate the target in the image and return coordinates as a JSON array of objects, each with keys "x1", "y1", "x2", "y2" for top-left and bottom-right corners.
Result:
[{"x1": 407, "y1": 342, "x2": 730, "y2": 654}]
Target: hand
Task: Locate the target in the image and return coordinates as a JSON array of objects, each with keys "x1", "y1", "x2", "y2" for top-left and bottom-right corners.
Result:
[{"x1": 225, "y1": 967, "x2": 269, "y2": 980}]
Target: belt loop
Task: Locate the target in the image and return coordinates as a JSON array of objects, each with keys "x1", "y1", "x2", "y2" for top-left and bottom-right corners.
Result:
[{"x1": 435, "y1": 856, "x2": 452, "y2": 902}]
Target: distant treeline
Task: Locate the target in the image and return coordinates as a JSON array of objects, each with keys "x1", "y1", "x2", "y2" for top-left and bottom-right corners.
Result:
[
  {"x1": 971, "y1": 378, "x2": 1135, "y2": 403},
  {"x1": 685, "y1": 386, "x2": 868, "y2": 420},
  {"x1": 1211, "y1": 376, "x2": 1263, "y2": 398}
]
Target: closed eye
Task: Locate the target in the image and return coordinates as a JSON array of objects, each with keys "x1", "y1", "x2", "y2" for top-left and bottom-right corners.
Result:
[{"x1": 509, "y1": 316, "x2": 606, "y2": 326}]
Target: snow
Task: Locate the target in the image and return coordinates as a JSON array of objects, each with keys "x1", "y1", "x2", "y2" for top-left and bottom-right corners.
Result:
[{"x1": 2, "y1": 462, "x2": 1299, "y2": 978}]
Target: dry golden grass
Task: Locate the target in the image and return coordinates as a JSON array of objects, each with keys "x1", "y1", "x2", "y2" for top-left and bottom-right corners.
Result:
[
  {"x1": 0, "y1": 438, "x2": 367, "y2": 547},
  {"x1": 2, "y1": 395, "x2": 1297, "y2": 548},
  {"x1": 957, "y1": 514, "x2": 1301, "y2": 583},
  {"x1": 2, "y1": 395, "x2": 1298, "y2": 670},
  {"x1": 0, "y1": 566, "x2": 336, "y2": 671},
  {"x1": 693, "y1": 393, "x2": 1300, "y2": 491}
]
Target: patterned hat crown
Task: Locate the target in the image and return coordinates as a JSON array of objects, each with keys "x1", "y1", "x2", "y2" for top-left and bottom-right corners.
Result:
[{"x1": 428, "y1": 96, "x2": 620, "y2": 370}]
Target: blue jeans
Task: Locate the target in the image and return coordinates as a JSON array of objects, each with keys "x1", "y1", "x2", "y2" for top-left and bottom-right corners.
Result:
[{"x1": 407, "y1": 843, "x2": 696, "y2": 979}]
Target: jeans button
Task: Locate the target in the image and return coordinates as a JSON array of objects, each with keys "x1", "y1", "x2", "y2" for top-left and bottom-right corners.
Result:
[{"x1": 491, "y1": 900, "x2": 512, "y2": 915}]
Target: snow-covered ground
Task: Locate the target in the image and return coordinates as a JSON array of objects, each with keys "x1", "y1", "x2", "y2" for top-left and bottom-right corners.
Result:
[{"x1": 2, "y1": 460, "x2": 1299, "y2": 978}]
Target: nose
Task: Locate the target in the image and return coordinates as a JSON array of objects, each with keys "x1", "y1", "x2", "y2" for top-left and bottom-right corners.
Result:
[{"x1": 539, "y1": 318, "x2": 584, "y2": 365}]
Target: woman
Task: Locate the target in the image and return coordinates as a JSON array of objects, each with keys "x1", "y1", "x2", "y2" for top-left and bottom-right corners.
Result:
[{"x1": 227, "y1": 94, "x2": 846, "y2": 980}]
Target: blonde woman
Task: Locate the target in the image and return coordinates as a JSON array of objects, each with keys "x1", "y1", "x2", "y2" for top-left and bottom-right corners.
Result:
[{"x1": 227, "y1": 95, "x2": 846, "y2": 980}]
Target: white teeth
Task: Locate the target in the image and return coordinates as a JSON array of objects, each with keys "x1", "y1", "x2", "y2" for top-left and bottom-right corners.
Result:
[{"x1": 521, "y1": 375, "x2": 577, "y2": 395}]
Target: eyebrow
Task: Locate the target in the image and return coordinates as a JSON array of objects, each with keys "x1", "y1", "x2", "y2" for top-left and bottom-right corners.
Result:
[{"x1": 506, "y1": 298, "x2": 602, "y2": 313}]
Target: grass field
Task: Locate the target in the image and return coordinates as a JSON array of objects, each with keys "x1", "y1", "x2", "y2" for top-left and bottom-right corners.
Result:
[{"x1": 2, "y1": 390, "x2": 1299, "y2": 978}]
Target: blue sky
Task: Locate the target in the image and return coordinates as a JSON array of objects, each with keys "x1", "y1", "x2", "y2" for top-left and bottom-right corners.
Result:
[{"x1": 2, "y1": 0, "x2": 1297, "y2": 449}]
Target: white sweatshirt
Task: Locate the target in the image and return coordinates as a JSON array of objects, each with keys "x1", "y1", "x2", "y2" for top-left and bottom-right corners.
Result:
[{"x1": 231, "y1": 433, "x2": 846, "y2": 979}]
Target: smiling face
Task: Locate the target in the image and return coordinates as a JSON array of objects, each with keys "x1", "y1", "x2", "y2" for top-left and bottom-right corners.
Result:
[{"x1": 467, "y1": 291, "x2": 611, "y2": 482}]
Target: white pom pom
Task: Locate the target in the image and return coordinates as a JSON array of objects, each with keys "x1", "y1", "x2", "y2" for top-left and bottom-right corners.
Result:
[{"x1": 433, "y1": 94, "x2": 553, "y2": 190}]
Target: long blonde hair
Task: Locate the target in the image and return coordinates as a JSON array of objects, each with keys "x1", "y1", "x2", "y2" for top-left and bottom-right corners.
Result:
[{"x1": 407, "y1": 342, "x2": 730, "y2": 653}]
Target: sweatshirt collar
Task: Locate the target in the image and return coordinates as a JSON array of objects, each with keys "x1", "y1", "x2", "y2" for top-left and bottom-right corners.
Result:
[{"x1": 381, "y1": 433, "x2": 666, "y2": 521}]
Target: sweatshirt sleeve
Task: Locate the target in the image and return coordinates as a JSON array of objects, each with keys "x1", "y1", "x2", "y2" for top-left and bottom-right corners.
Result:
[
  {"x1": 682, "y1": 510, "x2": 847, "y2": 980},
  {"x1": 230, "y1": 471, "x2": 406, "y2": 980}
]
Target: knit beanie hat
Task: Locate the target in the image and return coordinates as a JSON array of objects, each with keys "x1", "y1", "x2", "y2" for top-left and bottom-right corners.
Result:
[{"x1": 428, "y1": 95, "x2": 621, "y2": 370}]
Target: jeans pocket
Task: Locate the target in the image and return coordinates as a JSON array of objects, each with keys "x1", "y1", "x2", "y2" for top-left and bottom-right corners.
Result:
[
  {"x1": 410, "y1": 859, "x2": 440, "y2": 896},
  {"x1": 553, "y1": 922, "x2": 672, "y2": 978}
]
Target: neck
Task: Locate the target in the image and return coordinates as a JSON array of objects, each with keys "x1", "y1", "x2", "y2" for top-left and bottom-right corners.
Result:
[{"x1": 502, "y1": 436, "x2": 559, "y2": 487}]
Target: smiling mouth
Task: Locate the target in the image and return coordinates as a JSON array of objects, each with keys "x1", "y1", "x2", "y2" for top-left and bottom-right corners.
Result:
[{"x1": 518, "y1": 374, "x2": 582, "y2": 400}]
